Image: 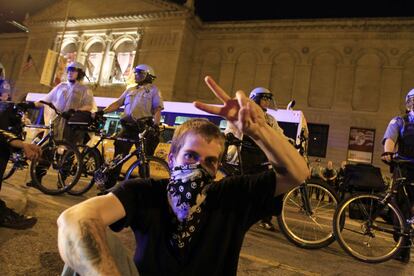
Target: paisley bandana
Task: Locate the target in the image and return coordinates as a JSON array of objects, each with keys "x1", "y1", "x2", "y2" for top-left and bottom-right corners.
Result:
[{"x1": 167, "y1": 163, "x2": 213, "y2": 252}]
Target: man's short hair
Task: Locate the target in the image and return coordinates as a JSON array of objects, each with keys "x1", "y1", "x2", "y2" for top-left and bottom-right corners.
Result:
[{"x1": 170, "y1": 118, "x2": 225, "y2": 158}]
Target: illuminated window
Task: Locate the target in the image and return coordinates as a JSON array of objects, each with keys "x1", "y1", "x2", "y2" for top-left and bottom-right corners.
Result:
[
  {"x1": 85, "y1": 42, "x2": 104, "y2": 83},
  {"x1": 55, "y1": 43, "x2": 77, "y2": 83},
  {"x1": 111, "y1": 40, "x2": 136, "y2": 84}
]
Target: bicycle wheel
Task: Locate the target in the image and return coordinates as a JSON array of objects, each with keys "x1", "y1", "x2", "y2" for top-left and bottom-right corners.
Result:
[
  {"x1": 333, "y1": 194, "x2": 405, "y2": 263},
  {"x1": 125, "y1": 156, "x2": 170, "y2": 180},
  {"x1": 2, "y1": 152, "x2": 27, "y2": 180},
  {"x1": 2, "y1": 162, "x2": 17, "y2": 180},
  {"x1": 30, "y1": 141, "x2": 82, "y2": 195},
  {"x1": 67, "y1": 147, "x2": 103, "y2": 196},
  {"x1": 277, "y1": 181, "x2": 339, "y2": 249}
]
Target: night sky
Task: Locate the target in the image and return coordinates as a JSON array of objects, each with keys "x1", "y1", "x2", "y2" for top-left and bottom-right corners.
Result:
[{"x1": 0, "y1": 0, "x2": 413, "y2": 33}]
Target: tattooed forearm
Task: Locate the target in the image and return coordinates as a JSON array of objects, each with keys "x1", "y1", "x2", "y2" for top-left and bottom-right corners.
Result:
[
  {"x1": 63, "y1": 218, "x2": 120, "y2": 275},
  {"x1": 79, "y1": 220, "x2": 104, "y2": 265}
]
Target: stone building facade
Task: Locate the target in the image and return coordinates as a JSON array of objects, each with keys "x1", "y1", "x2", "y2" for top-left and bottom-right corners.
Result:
[{"x1": 0, "y1": 0, "x2": 414, "y2": 171}]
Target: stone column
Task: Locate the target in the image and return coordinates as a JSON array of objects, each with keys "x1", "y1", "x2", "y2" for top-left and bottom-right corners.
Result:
[
  {"x1": 254, "y1": 62, "x2": 272, "y2": 88},
  {"x1": 75, "y1": 36, "x2": 85, "y2": 62},
  {"x1": 98, "y1": 35, "x2": 115, "y2": 85},
  {"x1": 218, "y1": 61, "x2": 235, "y2": 94},
  {"x1": 291, "y1": 64, "x2": 311, "y2": 110},
  {"x1": 98, "y1": 35, "x2": 113, "y2": 85}
]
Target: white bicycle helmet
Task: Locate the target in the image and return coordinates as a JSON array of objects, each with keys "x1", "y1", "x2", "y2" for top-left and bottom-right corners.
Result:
[{"x1": 134, "y1": 64, "x2": 156, "y2": 78}]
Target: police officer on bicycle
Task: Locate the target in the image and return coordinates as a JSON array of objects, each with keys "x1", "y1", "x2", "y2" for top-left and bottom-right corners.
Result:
[
  {"x1": 23, "y1": 61, "x2": 96, "y2": 187},
  {"x1": 382, "y1": 88, "x2": 414, "y2": 263},
  {"x1": 101, "y1": 64, "x2": 164, "y2": 189}
]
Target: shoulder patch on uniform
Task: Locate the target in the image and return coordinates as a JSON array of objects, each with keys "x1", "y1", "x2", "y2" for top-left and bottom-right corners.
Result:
[{"x1": 389, "y1": 119, "x2": 397, "y2": 125}]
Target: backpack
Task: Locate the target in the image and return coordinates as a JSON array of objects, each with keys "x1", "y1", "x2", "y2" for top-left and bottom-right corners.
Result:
[{"x1": 342, "y1": 163, "x2": 386, "y2": 193}]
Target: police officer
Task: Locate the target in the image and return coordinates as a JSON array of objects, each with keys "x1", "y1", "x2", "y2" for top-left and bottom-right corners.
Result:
[
  {"x1": 0, "y1": 66, "x2": 11, "y2": 101},
  {"x1": 0, "y1": 72, "x2": 41, "y2": 229},
  {"x1": 25, "y1": 61, "x2": 96, "y2": 187},
  {"x1": 225, "y1": 87, "x2": 285, "y2": 231},
  {"x1": 32, "y1": 61, "x2": 96, "y2": 141},
  {"x1": 382, "y1": 88, "x2": 414, "y2": 263},
  {"x1": 101, "y1": 64, "x2": 164, "y2": 189}
]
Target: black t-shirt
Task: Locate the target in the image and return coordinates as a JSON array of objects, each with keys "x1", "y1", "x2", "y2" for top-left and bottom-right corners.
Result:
[{"x1": 110, "y1": 170, "x2": 282, "y2": 276}]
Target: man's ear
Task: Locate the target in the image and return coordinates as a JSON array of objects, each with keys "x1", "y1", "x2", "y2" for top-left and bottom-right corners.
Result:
[{"x1": 168, "y1": 152, "x2": 174, "y2": 169}]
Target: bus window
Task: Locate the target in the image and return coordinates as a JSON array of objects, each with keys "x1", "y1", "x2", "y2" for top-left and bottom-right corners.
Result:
[
  {"x1": 219, "y1": 119, "x2": 227, "y2": 130},
  {"x1": 160, "y1": 125, "x2": 175, "y2": 143},
  {"x1": 174, "y1": 116, "x2": 193, "y2": 126},
  {"x1": 103, "y1": 111, "x2": 122, "y2": 136}
]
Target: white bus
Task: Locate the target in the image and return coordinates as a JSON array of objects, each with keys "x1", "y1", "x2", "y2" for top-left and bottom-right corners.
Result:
[{"x1": 25, "y1": 92, "x2": 305, "y2": 144}]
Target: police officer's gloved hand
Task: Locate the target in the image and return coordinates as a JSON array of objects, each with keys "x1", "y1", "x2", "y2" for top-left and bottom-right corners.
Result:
[
  {"x1": 95, "y1": 110, "x2": 104, "y2": 118},
  {"x1": 61, "y1": 109, "x2": 75, "y2": 119},
  {"x1": 16, "y1": 101, "x2": 35, "y2": 110}
]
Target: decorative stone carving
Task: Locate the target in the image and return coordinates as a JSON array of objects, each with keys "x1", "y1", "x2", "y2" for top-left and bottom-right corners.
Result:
[
  {"x1": 390, "y1": 48, "x2": 399, "y2": 55},
  {"x1": 344, "y1": 47, "x2": 352, "y2": 55}
]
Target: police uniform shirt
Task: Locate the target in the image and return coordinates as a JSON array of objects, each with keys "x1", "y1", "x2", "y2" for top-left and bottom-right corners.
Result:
[
  {"x1": 119, "y1": 83, "x2": 164, "y2": 121},
  {"x1": 383, "y1": 114, "x2": 414, "y2": 145},
  {"x1": 265, "y1": 113, "x2": 285, "y2": 136},
  {"x1": 42, "y1": 82, "x2": 95, "y2": 113}
]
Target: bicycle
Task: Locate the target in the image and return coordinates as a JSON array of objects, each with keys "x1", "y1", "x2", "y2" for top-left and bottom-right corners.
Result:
[
  {"x1": 28, "y1": 101, "x2": 82, "y2": 195},
  {"x1": 219, "y1": 132, "x2": 339, "y2": 249},
  {"x1": 67, "y1": 118, "x2": 170, "y2": 196},
  {"x1": 58, "y1": 112, "x2": 107, "y2": 195},
  {"x1": 332, "y1": 154, "x2": 414, "y2": 263}
]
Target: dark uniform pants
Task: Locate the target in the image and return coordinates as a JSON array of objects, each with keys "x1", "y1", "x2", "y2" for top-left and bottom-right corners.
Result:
[{"x1": 105, "y1": 126, "x2": 159, "y2": 189}]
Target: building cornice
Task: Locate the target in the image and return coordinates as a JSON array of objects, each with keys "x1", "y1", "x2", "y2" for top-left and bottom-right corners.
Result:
[
  {"x1": 200, "y1": 17, "x2": 414, "y2": 33},
  {"x1": 27, "y1": 10, "x2": 191, "y2": 29}
]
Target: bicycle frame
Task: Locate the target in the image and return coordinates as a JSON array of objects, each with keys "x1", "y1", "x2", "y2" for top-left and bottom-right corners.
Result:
[
  {"x1": 98, "y1": 127, "x2": 150, "y2": 175},
  {"x1": 358, "y1": 159, "x2": 414, "y2": 239}
]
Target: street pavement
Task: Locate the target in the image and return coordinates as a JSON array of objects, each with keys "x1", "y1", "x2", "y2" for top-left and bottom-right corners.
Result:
[{"x1": 1, "y1": 169, "x2": 413, "y2": 275}]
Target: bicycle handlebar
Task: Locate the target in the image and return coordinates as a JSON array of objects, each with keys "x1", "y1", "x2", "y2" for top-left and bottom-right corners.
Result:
[
  {"x1": 39, "y1": 100, "x2": 62, "y2": 116},
  {"x1": 381, "y1": 152, "x2": 414, "y2": 166}
]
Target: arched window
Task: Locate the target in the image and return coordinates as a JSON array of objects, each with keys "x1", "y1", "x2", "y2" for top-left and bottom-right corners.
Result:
[
  {"x1": 352, "y1": 53, "x2": 382, "y2": 112},
  {"x1": 85, "y1": 42, "x2": 104, "y2": 83},
  {"x1": 233, "y1": 52, "x2": 257, "y2": 96},
  {"x1": 61, "y1": 42, "x2": 77, "y2": 65},
  {"x1": 400, "y1": 55, "x2": 414, "y2": 112},
  {"x1": 56, "y1": 42, "x2": 77, "y2": 83},
  {"x1": 111, "y1": 40, "x2": 136, "y2": 84},
  {"x1": 198, "y1": 51, "x2": 221, "y2": 101}
]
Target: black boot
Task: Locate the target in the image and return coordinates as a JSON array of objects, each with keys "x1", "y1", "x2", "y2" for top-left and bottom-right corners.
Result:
[{"x1": 0, "y1": 200, "x2": 37, "y2": 230}]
